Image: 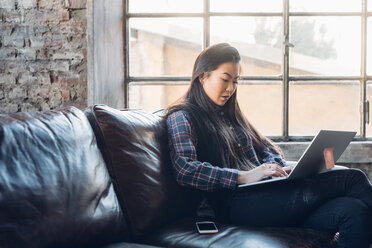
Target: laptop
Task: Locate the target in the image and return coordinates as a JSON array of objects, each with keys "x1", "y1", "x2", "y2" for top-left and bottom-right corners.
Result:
[{"x1": 238, "y1": 130, "x2": 356, "y2": 188}]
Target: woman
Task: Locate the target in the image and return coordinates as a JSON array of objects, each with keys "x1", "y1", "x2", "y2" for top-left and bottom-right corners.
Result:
[{"x1": 165, "y1": 43, "x2": 372, "y2": 247}]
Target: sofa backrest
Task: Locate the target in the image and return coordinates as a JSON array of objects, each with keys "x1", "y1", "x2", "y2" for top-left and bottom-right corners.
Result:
[
  {"x1": 86, "y1": 105, "x2": 201, "y2": 240},
  {"x1": 0, "y1": 107, "x2": 128, "y2": 248}
]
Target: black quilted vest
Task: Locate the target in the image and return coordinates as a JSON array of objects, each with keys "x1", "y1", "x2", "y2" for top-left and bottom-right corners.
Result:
[{"x1": 182, "y1": 106, "x2": 235, "y2": 223}]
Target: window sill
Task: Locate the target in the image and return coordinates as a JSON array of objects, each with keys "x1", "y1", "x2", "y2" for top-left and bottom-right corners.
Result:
[{"x1": 276, "y1": 141, "x2": 372, "y2": 164}]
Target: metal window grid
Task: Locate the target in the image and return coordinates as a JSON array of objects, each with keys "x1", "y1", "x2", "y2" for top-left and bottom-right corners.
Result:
[{"x1": 124, "y1": 0, "x2": 372, "y2": 141}]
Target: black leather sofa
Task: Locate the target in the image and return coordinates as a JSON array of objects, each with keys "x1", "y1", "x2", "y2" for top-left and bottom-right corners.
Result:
[{"x1": 0, "y1": 104, "x2": 338, "y2": 248}]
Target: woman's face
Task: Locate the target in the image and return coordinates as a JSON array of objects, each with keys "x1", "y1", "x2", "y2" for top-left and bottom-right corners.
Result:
[{"x1": 199, "y1": 62, "x2": 240, "y2": 106}]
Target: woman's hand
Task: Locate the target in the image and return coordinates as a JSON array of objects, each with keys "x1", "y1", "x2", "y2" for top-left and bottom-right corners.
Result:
[
  {"x1": 237, "y1": 163, "x2": 288, "y2": 185},
  {"x1": 283, "y1": 165, "x2": 294, "y2": 174}
]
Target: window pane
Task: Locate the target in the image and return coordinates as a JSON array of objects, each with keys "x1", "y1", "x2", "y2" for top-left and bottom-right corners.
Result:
[
  {"x1": 129, "y1": 18, "x2": 203, "y2": 77},
  {"x1": 290, "y1": 0, "x2": 361, "y2": 12},
  {"x1": 368, "y1": 18, "x2": 372, "y2": 75},
  {"x1": 210, "y1": 17, "x2": 282, "y2": 76},
  {"x1": 289, "y1": 17, "x2": 361, "y2": 76},
  {"x1": 128, "y1": 81, "x2": 282, "y2": 136},
  {"x1": 128, "y1": 83, "x2": 188, "y2": 112},
  {"x1": 237, "y1": 81, "x2": 282, "y2": 136},
  {"x1": 128, "y1": 0, "x2": 203, "y2": 13},
  {"x1": 369, "y1": 0, "x2": 372, "y2": 11},
  {"x1": 211, "y1": 0, "x2": 282, "y2": 12},
  {"x1": 289, "y1": 81, "x2": 360, "y2": 136}
]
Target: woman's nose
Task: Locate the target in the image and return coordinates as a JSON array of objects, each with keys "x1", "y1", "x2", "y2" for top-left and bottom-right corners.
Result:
[{"x1": 226, "y1": 81, "x2": 235, "y2": 93}]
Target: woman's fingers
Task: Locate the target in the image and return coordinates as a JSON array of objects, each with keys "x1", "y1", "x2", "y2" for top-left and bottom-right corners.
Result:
[
  {"x1": 265, "y1": 163, "x2": 288, "y2": 177},
  {"x1": 283, "y1": 165, "x2": 294, "y2": 173},
  {"x1": 273, "y1": 166, "x2": 288, "y2": 177}
]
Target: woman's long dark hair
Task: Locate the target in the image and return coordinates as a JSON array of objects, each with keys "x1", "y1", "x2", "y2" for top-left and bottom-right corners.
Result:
[{"x1": 166, "y1": 43, "x2": 283, "y2": 171}]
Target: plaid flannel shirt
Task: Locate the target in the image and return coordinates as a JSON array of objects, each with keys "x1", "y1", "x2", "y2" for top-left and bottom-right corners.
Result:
[{"x1": 166, "y1": 110, "x2": 286, "y2": 192}]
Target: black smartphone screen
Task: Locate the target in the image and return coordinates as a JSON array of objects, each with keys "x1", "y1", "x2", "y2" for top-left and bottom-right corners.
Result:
[{"x1": 197, "y1": 222, "x2": 217, "y2": 231}]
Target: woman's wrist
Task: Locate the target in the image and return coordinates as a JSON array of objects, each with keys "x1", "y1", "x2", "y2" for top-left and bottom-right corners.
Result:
[
  {"x1": 237, "y1": 166, "x2": 264, "y2": 184},
  {"x1": 237, "y1": 171, "x2": 246, "y2": 184}
]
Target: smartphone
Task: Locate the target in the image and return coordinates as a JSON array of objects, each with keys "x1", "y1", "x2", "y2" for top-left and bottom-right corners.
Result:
[{"x1": 195, "y1": 221, "x2": 218, "y2": 234}]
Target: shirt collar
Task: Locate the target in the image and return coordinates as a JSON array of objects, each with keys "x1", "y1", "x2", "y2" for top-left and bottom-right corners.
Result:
[{"x1": 211, "y1": 102, "x2": 227, "y2": 117}]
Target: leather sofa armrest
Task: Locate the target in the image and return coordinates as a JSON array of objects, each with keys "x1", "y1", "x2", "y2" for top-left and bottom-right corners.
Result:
[{"x1": 101, "y1": 242, "x2": 162, "y2": 248}]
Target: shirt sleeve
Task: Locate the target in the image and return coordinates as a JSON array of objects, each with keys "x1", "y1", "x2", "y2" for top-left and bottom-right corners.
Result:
[
  {"x1": 166, "y1": 111, "x2": 239, "y2": 192},
  {"x1": 260, "y1": 145, "x2": 287, "y2": 167}
]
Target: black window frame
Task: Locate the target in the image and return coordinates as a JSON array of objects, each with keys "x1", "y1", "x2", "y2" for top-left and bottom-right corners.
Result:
[{"x1": 124, "y1": 0, "x2": 372, "y2": 141}]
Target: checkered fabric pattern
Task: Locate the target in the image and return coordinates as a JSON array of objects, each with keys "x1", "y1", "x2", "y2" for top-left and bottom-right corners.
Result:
[{"x1": 166, "y1": 110, "x2": 286, "y2": 192}]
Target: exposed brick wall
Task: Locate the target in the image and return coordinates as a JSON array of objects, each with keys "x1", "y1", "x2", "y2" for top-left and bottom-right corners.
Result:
[{"x1": 0, "y1": 0, "x2": 87, "y2": 113}]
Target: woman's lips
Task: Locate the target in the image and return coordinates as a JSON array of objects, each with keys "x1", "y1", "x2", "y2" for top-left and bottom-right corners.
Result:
[{"x1": 222, "y1": 96, "x2": 229, "y2": 101}]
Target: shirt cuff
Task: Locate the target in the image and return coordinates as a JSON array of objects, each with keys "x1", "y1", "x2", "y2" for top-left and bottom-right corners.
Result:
[
  {"x1": 273, "y1": 157, "x2": 287, "y2": 167},
  {"x1": 218, "y1": 168, "x2": 239, "y2": 190}
]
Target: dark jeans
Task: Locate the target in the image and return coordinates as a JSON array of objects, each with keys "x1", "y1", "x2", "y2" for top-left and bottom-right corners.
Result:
[{"x1": 229, "y1": 169, "x2": 372, "y2": 248}]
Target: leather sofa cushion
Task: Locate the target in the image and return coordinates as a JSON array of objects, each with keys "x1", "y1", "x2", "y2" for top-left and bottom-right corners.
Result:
[
  {"x1": 87, "y1": 105, "x2": 201, "y2": 240},
  {"x1": 101, "y1": 242, "x2": 162, "y2": 248},
  {"x1": 0, "y1": 107, "x2": 127, "y2": 248},
  {"x1": 141, "y1": 218, "x2": 337, "y2": 248}
]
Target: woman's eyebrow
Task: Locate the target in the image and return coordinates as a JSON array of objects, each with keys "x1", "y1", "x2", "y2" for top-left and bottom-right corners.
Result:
[{"x1": 222, "y1": 72, "x2": 240, "y2": 79}]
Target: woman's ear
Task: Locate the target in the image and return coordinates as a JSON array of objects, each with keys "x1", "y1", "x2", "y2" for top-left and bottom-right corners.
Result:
[
  {"x1": 198, "y1": 73, "x2": 205, "y2": 84},
  {"x1": 199, "y1": 72, "x2": 209, "y2": 84}
]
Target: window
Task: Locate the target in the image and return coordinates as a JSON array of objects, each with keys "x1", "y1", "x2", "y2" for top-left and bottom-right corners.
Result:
[{"x1": 125, "y1": 0, "x2": 372, "y2": 140}]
